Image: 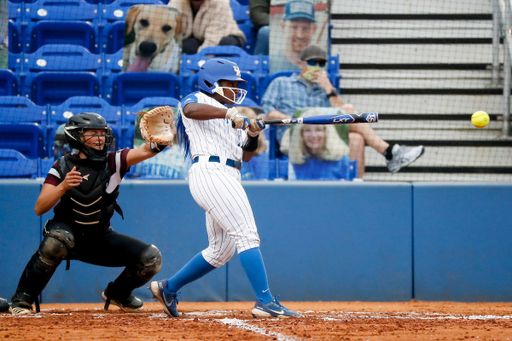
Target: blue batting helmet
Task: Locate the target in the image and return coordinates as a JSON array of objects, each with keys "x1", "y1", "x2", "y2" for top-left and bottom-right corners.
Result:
[{"x1": 197, "y1": 58, "x2": 247, "y2": 93}]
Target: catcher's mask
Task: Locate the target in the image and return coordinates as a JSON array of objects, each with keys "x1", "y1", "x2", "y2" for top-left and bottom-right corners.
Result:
[
  {"x1": 64, "y1": 113, "x2": 114, "y2": 161},
  {"x1": 197, "y1": 58, "x2": 248, "y2": 105}
]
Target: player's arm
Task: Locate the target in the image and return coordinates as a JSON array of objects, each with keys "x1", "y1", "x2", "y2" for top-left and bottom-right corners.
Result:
[
  {"x1": 126, "y1": 143, "x2": 163, "y2": 168},
  {"x1": 184, "y1": 103, "x2": 250, "y2": 129},
  {"x1": 182, "y1": 103, "x2": 229, "y2": 120},
  {"x1": 34, "y1": 166, "x2": 82, "y2": 216}
]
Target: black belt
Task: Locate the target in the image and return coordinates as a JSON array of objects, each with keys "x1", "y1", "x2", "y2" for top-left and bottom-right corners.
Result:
[{"x1": 192, "y1": 156, "x2": 242, "y2": 170}]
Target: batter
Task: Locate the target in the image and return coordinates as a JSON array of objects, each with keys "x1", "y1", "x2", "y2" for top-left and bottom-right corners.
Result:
[{"x1": 150, "y1": 58, "x2": 300, "y2": 318}]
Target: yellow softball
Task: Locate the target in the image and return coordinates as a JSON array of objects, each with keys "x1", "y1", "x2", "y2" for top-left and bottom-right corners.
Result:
[{"x1": 471, "y1": 111, "x2": 490, "y2": 128}]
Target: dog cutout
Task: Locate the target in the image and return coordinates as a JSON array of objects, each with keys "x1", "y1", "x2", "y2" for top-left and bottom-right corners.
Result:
[{"x1": 123, "y1": 5, "x2": 182, "y2": 73}]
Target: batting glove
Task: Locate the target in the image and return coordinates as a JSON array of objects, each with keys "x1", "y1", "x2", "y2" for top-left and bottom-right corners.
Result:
[
  {"x1": 225, "y1": 107, "x2": 250, "y2": 130},
  {"x1": 248, "y1": 117, "x2": 265, "y2": 137}
]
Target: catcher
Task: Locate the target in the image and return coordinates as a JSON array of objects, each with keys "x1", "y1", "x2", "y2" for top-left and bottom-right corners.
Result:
[{"x1": 9, "y1": 108, "x2": 174, "y2": 315}]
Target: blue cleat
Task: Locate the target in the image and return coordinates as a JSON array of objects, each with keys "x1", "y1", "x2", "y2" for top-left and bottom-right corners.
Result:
[
  {"x1": 149, "y1": 280, "x2": 180, "y2": 317},
  {"x1": 251, "y1": 297, "x2": 300, "y2": 318}
]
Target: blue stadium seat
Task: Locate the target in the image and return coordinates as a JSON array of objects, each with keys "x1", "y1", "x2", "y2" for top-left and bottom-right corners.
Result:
[
  {"x1": 110, "y1": 72, "x2": 180, "y2": 106},
  {"x1": 0, "y1": 149, "x2": 39, "y2": 178},
  {"x1": 229, "y1": 0, "x2": 256, "y2": 53},
  {"x1": 180, "y1": 46, "x2": 269, "y2": 102},
  {"x1": 39, "y1": 157, "x2": 55, "y2": 177},
  {"x1": 25, "y1": 0, "x2": 99, "y2": 22},
  {"x1": 128, "y1": 96, "x2": 179, "y2": 114},
  {"x1": 124, "y1": 96, "x2": 179, "y2": 148},
  {"x1": 230, "y1": 0, "x2": 250, "y2": 22},
  {"x1": 28, "y1": 21, "x2": 97, "y2": 53},
  {"x1": 30, "y1": 72, "x2": 100, "y2": 106},
  {"x1": 103, "y1": 21, "x2": 125, "y2": 54},
  {"x1": 0, "y1": 70, "x2": 18, "y2": 96},
  {"x1": 0, "y1": 97, "x2": 49, "y2": 158},
  {"x1": 7, "y1": 1, "x2": 23, "y2": 21},
  {"x1": 99, "y1": 0, "x2": 164, "y2": 23},
  {"x1": 8, "y1": 52, "x2": 22, "y2": 72},
  {"x1": 20, "y1": 44, "x2": 102, "y2": 96},
  {"x1": 8, "y1": 21, "x2": 21, "y2": 53},
  {"x1": 101, "y1": 48, "x2": 123, "y2": 100},
  {"x1": 50, "y1": 96, "x2": 123, "y2": 150}
]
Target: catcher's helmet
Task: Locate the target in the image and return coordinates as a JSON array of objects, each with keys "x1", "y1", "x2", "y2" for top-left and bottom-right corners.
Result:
[
  {"x1": 197, "y1": 58, "x2": 247, "y2": 104},
  {"x1": 64, "y1": 113, "x2": 114, "y2": 161}
]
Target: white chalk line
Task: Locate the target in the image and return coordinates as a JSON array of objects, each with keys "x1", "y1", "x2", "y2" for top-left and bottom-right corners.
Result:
[
  {"x1": 217, "y1": 318, "x2": 302, "y2": 341},
  {"x1": 321, "y1": 311, "x2": 512, "y2": 321}
]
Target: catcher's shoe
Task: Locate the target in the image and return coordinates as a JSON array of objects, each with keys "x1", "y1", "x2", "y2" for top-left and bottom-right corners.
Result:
[
  {"x1": 0, "y1": 298, "x2": 10, "y2": 313},
  {"x1": 9, "y1": 301, "x2": 33, "y2": 316},
  {"x1": 149, "y1": 280, "x2": 180, "y2": 317},
  {"x1": 251, "y1": 297, "x2": 300, "y2": 318},
  {"x1": 102, "y1": 283, "x2": 143, "y2": 313}
]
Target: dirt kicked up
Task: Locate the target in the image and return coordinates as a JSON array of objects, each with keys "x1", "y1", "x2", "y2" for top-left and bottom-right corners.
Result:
[{"x1": 1, "y1": 301, "x2": 512, "y2": 340}]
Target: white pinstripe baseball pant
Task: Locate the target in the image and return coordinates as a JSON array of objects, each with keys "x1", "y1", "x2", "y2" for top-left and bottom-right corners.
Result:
[{"x1": 188, "y1": 162, "x2": 260, "y2": 268}]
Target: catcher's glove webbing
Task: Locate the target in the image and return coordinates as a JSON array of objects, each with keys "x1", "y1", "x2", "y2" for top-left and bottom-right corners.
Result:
[{"x1": 139, "y1": 106, "x2": 175, "y2": 152}]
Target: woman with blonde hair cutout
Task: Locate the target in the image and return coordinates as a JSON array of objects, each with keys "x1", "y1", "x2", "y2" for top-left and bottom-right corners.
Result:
[{"x1": 285, "y1": 108, "x2": 351, "y2": 180}]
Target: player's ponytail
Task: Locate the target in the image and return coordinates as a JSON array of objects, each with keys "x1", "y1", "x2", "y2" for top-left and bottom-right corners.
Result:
[{"x1": 176, "y1": 113, "x2": 190, "y2": 159}]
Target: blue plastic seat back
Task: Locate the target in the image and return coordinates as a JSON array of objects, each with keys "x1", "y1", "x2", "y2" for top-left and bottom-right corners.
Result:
[
  {"x1": 28, "y1": 21, "x2": 97, "y2": 53},
  {"x1": 8, "y1": 1, "x2": 23, "y2": 20},
  {"x1": 0, "y1": 125, "x2": 45, "y2": 159},
  {"x1": 104, "y1": 47, "x2": 123, "y2": 73},
  {"x1": 50, "y1": 96, "x2": 123, "y2": 149},
  {"x1": 110, "y1": 72, "x2": 181, "y2": 106},
  {"x1": 0, "y1": 70, "x2": 18, "y2": 96},
  {"x1": 104, "y1": 21, "x2": 125, "y2": 54},
  {"x1": 30, "y1": 72, "x2": 100, "y2": 105},
  {"x1": 181, "y1": 46, "x2": 267, "y2": 75},
  {"x1": 230, "y1": 0, "x2": 249, "y2": 23},
  {"x1": 25, "y1": 0, "x2": 99, "y2": 22},
  {"x1": 100, "y1": 0, "x2": 164, "y2": 22},
  {"x1": 25, "y1": 45, "x2": 102, "y2": 72},
  {"x1": 127, "y1": 96, "x2": 180, "y2": 119},
  {"x1": 8, "y1": 52, "x2": 22, "y2": 73},
  {"x1": 0, "y1": 149, "x2": 39, "y2": 178},
  {"x1": 229, "y1": 0, "x2": 255, "y2": 53},
  {"x1": 0, "y1": 97, "x2": 50, "y2": 158},
  {"x1": 8, "y1": 21, "x2": 21, "y2": 53}
]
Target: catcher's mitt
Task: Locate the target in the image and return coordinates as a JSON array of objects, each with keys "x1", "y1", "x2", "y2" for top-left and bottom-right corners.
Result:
[{"x1": 139, "y1": 106, "x2": 175, "y2": 146}]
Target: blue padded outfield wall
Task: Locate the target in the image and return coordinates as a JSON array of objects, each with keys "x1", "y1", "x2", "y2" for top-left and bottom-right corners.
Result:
[{"x1": 0, "y1": 180, "x2": 511, "y2": 303}]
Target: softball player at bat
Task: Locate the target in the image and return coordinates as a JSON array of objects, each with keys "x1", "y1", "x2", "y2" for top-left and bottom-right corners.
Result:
[{"x1": 150, "y1": 58, "x2": 300, "y2": 318}]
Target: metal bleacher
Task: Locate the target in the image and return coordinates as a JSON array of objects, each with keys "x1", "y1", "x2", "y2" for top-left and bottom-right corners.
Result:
[{"x1": 331, "y1": 0, "x2": 512, "y2": 181}]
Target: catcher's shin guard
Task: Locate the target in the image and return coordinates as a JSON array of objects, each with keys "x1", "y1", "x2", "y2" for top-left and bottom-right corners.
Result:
[
  {"x1": 11, "y1": 227, "x2": 72, "y2": 313},
  {"x1": 11, "y1": 251, "x2": 63, "y2": 313},
  {"x1": 103, "y1": 244, "x2": 162, "y2": 311}
]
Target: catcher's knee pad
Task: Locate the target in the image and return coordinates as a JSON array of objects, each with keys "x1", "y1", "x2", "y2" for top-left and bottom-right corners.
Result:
[
  {"x1": 39, "y1": 225, "x2": 74, "y2": 266},
  {"x1": 136, "y1": 244, "x2": 162, "y2": 279}
]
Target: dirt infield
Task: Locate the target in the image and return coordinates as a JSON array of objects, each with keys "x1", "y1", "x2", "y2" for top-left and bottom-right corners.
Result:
[{"x1": 1, "y1": 301, "x2": 512, "y2": 340}]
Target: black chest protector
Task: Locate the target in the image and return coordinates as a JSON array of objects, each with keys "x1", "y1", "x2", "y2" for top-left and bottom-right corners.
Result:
[{"x1": 54, "y1": 155, "x2": 123, "y2": 232}]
